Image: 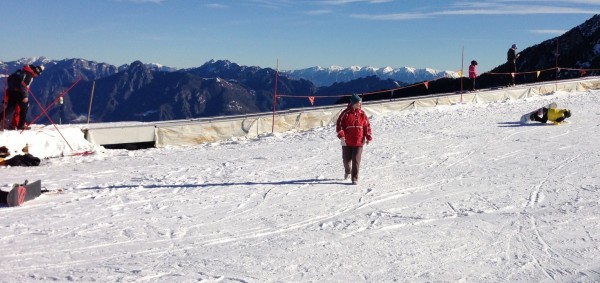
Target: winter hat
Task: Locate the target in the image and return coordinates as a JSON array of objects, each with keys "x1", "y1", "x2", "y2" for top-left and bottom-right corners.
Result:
[
  {"x1": 564, "y1": 109, "x2": 571, "y2": 118},
  {"x1": 350, "y1": 93, "x2": 362, "y2": 104},
  {"x1": 32, "y1": 65, "x2": 44, "y2": 75},
  {"x1": 512, "y1": 44, "x2": 518, "y2": 49}
]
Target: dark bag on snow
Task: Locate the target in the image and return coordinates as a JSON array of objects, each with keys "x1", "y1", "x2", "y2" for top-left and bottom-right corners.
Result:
[{"x1": 5, "y1": 154, "x2": 41, "y2": 167}]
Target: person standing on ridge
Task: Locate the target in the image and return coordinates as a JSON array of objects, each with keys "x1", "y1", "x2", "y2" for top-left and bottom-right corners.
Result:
[
  {"x1": 469, "y1": 60, "x2": 478, "y2": 91},
  {"x1": 507, "y1": 44, "x2": 519, "y2": 86},
  {"x1": 0, "y1": 65, "x2": 44, "y2": 130},
  {"x1": 336, "y1": 93, "x2": 373, "y2": 185}
]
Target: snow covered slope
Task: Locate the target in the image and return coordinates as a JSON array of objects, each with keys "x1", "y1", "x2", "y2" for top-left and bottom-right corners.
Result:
[{"x1": 0, "y1": 90, "x2": 599, "y2": 281}]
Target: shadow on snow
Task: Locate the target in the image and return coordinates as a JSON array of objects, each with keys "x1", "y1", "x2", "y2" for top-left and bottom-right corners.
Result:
[
  {"x1": 76, "y1": 178, "x2": 351, "y2": 191},
  {"x1": 497, "y1": 121, "x2": 550, "y2": 128}
]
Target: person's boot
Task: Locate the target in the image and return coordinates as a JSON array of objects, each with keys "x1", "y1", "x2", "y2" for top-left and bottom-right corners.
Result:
[{"x1": 17, "y1": 122, "x2": 30, "y2": 130}]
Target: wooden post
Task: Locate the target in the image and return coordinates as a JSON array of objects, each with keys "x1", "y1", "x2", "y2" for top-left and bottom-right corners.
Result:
[
  {"x1": 87, "y1": 80, "x2": 96, "y2": 125},
  {"x1": 460, "y1": 46, "x2": 464, "y2": 102},
  {"x1": 272, "y1": 59, "x2": 278, "y2": 133}
]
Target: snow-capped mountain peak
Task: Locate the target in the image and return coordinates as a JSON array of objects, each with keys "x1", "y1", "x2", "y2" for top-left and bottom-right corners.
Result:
[
  {"x1": 381, "y1": 66, "x2": 394, "y2": 73},
  {"x1": 10, "y1": 56, "x2": 52, "y2": 66},
  {"x1": 283, "y1": 65, "x2": 458, "y2": 87}
]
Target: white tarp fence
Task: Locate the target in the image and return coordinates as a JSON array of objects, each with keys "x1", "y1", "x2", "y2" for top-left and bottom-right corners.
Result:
[{"x1": 154, "y1": 78, "x2": 600, "y2": 147}]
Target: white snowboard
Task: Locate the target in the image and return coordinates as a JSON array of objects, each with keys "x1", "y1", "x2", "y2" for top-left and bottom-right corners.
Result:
[{"x1": 520, "y1": 102, "x2": 557, "y2": 124}]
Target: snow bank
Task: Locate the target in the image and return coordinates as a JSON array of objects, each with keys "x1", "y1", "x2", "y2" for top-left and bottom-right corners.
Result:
[{"x1": 0, "y1": 125, "x2": 104, "y2": 159}]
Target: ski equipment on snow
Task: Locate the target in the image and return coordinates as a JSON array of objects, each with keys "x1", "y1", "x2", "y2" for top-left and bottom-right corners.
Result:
[
  {"x1": 520, "y1": 102, "x2": 557, "y2": 124},
  {"x1": 1, "y1": 180, "x2": 42, "y2": 207}
]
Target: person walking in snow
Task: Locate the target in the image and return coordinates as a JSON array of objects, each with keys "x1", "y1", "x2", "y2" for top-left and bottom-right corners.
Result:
[
  {"x1": 530, "y1": 107, "x2": 571, "y2": 125},
  {"x1": 469, "y1": 60, "x2": 478, "y2": 91},
  {"x1": 507, "y1": 44, "x2": 519, "y2": 86},
  {"x1": 0, "y1": 64, "x2": 44, "y2": 130},
  {"x1": 336, "y1": 93, "x2": 372, "y2": 185}
]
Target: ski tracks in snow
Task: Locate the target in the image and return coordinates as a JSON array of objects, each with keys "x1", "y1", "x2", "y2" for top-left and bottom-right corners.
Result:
[
  {"x1": 526, "y1": 154, "x2": 580, "y2": 209},
  {"x1": 2, "y1": 91, "x2": 600, "y2": 281}
]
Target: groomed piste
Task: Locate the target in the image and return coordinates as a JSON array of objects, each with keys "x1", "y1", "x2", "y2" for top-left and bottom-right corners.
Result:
[{"x1": 1, "y1": 78, "x2": 599, "y2": 281}]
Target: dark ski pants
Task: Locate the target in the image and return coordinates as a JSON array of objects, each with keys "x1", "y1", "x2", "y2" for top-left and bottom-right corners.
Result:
[
  {"x1": 531, "y1": 107, "x2": 549, "y2": 123},
  {"x1": 0, "y1": 190, "x2": 8, "y2": 204},
  {"x1": 508, "y1": 62, "x2": 517, "y2": 85},
  {"x1": 342, "y1": 146, "x2": 363, "y2": 182},
  {"x1": 0, "y1": 90, "x2": 28, "y2": 130}
]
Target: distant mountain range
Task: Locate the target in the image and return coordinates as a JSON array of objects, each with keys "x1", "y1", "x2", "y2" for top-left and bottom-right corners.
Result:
[
  {"x1": 0, "y1": 57, "x2": 177, "y2": 74},
  {"x1": 282, "y1": 66, "x2": 457, "y2": 87},
  {"x1": 2, "y1": 14, "x2": 600, "y2": 125},
  {"x1": 1, "y1": 58, "x2": 405, "y2": 124},
  {"x1": 0, "y1": 57, "x2": 426, "y2": 124},
  {"x1": 1, "y1": 57, "x2": 451, "y2": 87}
]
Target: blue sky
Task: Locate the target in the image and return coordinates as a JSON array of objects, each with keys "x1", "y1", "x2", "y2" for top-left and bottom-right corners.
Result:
[{"x1": 1, "y1": 0, "x2": 599, "y2": 73}]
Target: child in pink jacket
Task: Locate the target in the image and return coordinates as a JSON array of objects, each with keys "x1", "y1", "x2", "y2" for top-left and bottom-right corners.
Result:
[{"x1": 469, "y1": 60, "x2": 478, "y2": 91}]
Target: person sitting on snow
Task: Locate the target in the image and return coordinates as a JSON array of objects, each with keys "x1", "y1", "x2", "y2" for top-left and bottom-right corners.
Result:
[{"x1": 530, "y1": 107, "x2": 571, "y2": 125}]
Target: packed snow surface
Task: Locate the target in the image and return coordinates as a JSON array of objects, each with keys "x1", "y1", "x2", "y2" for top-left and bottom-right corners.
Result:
[{"x1": 1, "y1": 90, "x2": 599, "y2": 282}]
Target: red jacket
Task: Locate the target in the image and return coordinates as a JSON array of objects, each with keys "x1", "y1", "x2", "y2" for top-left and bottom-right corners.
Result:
[
  {"x1": 336, "y1": 104, "x2": 372, "y2": 146},
  {"x1": 469, "y1": 64, "x2": 477, "y2": 79}
]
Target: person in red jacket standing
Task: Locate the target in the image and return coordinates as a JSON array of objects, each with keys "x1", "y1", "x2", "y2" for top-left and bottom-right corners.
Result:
[{"x1": 336, "y1": 93, "x2": 373, "y2": 185}]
